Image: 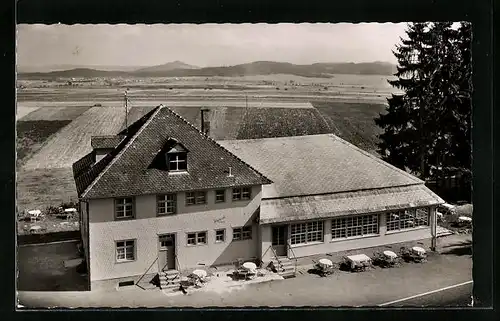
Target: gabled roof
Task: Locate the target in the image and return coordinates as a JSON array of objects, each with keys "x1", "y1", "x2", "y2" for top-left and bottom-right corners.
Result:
[
  {"x1": 218, "y1": 134, "x2": 424, "y2": 199},
  {"x1": 91, "y1": 135, "x2": 126, "y2": 150},
  {"x1": 75, "y1": 105, "x2": 272, "y2": 199}
]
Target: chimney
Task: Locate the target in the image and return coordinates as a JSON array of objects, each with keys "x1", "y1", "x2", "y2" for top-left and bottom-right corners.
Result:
[
  {"x1": 227, "y1": 167, "x2": 233, "y2": 177},
  {"x1": 200, "y1": 107, "x2": 210, "y2": 135}
]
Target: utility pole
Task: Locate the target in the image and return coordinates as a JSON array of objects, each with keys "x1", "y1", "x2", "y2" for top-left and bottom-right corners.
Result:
[{"x1": 124, "y1": 90, "x2": 129, "y2": 135}]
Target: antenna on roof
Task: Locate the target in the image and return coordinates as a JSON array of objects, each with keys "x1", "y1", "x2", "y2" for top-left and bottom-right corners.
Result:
[{"x1": 124, "y1": 90, "x2": 129, "y2": 135}]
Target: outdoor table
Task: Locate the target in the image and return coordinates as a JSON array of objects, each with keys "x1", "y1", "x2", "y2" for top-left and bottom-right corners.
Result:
[
  {"x1": 242, "y1": 262, "x2": 257, "y2": 272},
  {"x1": 192, "y1": 269, "x2": 207, "y2": 279},
  {"x1": 458, "y1": 216, "x2": 472, "y2": 223},
  {"x1": 411, "y1": 246, "x2": 426, "y2": 256},
  {"x1": 383, "y1": 250, "x2": 398, "y2": 260},
  {"x1": 345, "y1": 254, "x2": 371, "y2": 270},
  {"x1": 29, "y1": 225, "x2": 42, "y2": 233},
  {"x1": 28, "y1": 210, "x2": 42, "y2": 222},
  {"x1": 318, "y1": 258, "x2": 333, "y2": 269}
]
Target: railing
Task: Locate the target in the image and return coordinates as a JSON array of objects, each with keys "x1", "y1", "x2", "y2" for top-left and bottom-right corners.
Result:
[
  {"x1": 287, "y1": 240, "x2": 298, "y2": 275},
  {"x1": 260, "y1": 244, "x2": 281, "y2": 270},
  {"x1": 135, "y1": 256, "x2": 158, "y2": 290}
]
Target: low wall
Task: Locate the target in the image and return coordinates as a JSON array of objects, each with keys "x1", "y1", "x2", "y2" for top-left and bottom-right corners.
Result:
[{"x1": 17, "y1": 230, "x2": 80, "y2": 246}]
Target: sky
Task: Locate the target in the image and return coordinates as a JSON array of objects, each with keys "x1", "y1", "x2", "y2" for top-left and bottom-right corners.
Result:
[{"x1": 17, "y1": 23, "x2": 408, "y2": 68}]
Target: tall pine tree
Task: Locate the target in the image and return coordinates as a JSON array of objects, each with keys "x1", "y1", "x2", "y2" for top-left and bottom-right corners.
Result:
[
  {"x1": 376, "y1": 22, "x2": 472, "y2": 189},
  {"x1": 375, "y1": 22, "x2": 435, "y2": 178}
]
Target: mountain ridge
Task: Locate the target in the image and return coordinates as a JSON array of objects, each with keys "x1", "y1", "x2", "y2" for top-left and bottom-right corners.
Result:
[{"x1": 18, "y1": 61, "x2": 397, "y2": 78}]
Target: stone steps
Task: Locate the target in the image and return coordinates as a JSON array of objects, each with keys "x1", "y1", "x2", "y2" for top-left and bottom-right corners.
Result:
[
  {"x1": 159, "y1": 270, "x2": 181, "y2": 291},
  {"x1": 271, "y1": 257, "x2": 296, "y2": 278}
]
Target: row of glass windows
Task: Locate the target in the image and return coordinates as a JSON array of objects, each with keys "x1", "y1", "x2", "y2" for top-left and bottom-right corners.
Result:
[
  {"x1": 114, "y1": 187, "x2": 252, "y2": 219},
  {"x1": 290, "y1": 208, "x2": 430, "y2": 245}
]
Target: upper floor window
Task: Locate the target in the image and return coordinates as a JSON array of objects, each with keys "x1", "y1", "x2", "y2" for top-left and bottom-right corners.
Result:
[
  {"x1": 115, "y1": 197, "x2": 134, "y2": 219},
  {"x1": 166, "y1": 144, "x2": 187, "y2": 172},
  {"x1": 215, "y1": 189, "x2": 226, "y2": 203},
  {"x1": 157, "y1": 194, "x2": 177, "y2": 215},
  {"x1": 232, "y1": 187, "x2": 252, "y2": 201},
  {"x1": 186, "y1": 191, "x2": 207, "y2": 206}
]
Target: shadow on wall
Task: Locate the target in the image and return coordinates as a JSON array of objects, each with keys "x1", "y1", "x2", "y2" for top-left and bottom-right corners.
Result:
[{"x1": 210, "y1": 209, "x2": 260, "y2": 267}]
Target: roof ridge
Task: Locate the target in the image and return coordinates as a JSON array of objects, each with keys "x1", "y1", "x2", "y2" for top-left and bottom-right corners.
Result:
[
  {"x1": 81, "y1": 105, "x2": 163, "y2": 198},
  {"x1": 163, "y1": 106, "x2": 273, "y2": 185},
  {"x1": 262, "y1": 182, "x2": 425, "y2": 200},
  {"x1": 327, "y1": 133, "x2": 424, "y2": 184}
]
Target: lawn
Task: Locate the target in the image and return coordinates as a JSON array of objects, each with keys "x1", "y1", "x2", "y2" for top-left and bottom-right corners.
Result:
[
  {"x1": 17, "y1": 167, "x2": 78, "y2": 213},
  {"x1": 312, "y1": 101, "x2": 388, "y2": 155}
]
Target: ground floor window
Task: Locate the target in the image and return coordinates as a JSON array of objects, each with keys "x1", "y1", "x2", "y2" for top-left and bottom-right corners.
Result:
[
  {"x1": 386, "y1": 207, "x2": 430, "y2": 232},
  {"x1": 116, "y1": 240, "x2": 135, "y2": 262},
  {"x1": 187, "y1": 231, "x2": 207, "y2": 246},
  {"x1": 331, "y1": 214, "x2": 379, "y2": 239},
  {"x1": 290, "y1": 221, "x2": 324, "y2": 245},
  {"x1": 232, "y1": 226, "x2": 252, "y2": 241}
]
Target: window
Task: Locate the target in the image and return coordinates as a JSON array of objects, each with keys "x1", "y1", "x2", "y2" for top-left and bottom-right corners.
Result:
[
  {"x1": 115, "y1": 197, "x2": 134, "y2": 219},
  {"x1": 116, "y1": 240, "x2": 135, "y2": 262},
  {"x1": 386, "y1": 208, "x2": 430, "y2": 232},
  {"x1": 167, "y1": 152, "x2": 187, "y2": 171},
  {"x1": 331, "y1": 215, "x2": 379, "y2": 240},
  {"x1": 187, "y1": 231, "x2": 207, "y2": 246},
  {"x1": 215, "y1": 229, "x2": 226, "y2": 243},
  {"x1": 232, "y1": 187, "x2": 251, "y2": 201},
  {"x1": 290, "y1": 221, "x2": 324, "y2": 245},
  {"x1": 186, "y1": 191, "x2": 207, "y2": 206},
  {"x1": 233, "y1": 226, "x2": 252, "y2": 241},
  {"x1": 215, "y1": 190, "x2": 226, "y2": 203},
  {"x1": 157, "y1": 194, "x2": 176, "y2": 215}
]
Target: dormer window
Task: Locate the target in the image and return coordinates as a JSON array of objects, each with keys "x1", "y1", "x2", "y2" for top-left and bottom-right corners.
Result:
[{"x1": 166, "y1": 144, "x2": 187, "y2": 172}]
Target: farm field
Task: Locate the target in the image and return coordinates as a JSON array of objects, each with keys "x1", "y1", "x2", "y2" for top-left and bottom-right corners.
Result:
[
  {"x1": 20, "y1": 106, "x2": 92, "y2": 121},
  {"x1": 16, "y1": 120, "x2": 72, "y2": 165},
  {"x1": 313, "y1": 101, "x2": 387, "y2": 155},
  {"x1": 16, "y1": 74, "x2": 392, "y2": 224}
]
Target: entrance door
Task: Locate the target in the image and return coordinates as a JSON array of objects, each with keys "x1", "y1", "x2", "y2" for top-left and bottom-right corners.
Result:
[
  {"x1": 158, "y1": 234, "x2": 176, "y2": 271},
  {"x1": 272, "y1": 225, "x2": 287, "y2": 256}
]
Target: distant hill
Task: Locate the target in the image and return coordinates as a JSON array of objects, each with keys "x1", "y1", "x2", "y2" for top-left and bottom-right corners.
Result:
[
  {"x1": 134, "y1": 61, "x2": 199, "y2": 73},
  {"x1": 18, "y1": 61, "x2": 397, "y2": 79},
  {"x1": 17, "y1": 65, "x2": 147, "y2": 73}
]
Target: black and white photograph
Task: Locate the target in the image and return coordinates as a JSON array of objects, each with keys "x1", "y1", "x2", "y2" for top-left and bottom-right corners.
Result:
[{"x1": 15, "y1": 22, "x2": 473, "y2": 308}]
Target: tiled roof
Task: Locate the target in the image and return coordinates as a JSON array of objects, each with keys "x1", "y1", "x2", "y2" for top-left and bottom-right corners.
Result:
[
  {"x1": 260, "y1": 184, "x2": 445, "y2": 224},
  {"x1": 77, "y1": 105, "x2": 272, "y2": 199},
  {"x1": 91, "y1": 135, "x2": 126, "y2": 149},
  {"x1": 218, "y1": 134, "x2": 423, "y2": 199},
  {"x1": 73, "y1": 107, "x2": 160, "y2": 197}
]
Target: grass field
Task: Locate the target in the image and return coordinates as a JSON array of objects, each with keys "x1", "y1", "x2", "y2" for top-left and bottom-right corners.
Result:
[
  {"x1": 17, "y1": 120, "x2": 72, "y2": 165},
  {"x1": 313, "y1": 101, "x2": 387, "y2": 154},
  {"x1": 17, "y1": 106, "x2": 42, "y2": 120},
  {"x1": 20, "y1": 106, "x2": 92, "y2": 121},
  {"x1": 22, "y1": 107, "x2": 127, "y2": 170},
  {"x1": 17, "y1": 167, "x2": 77, "y2": 212},
  {"x1": 236, "y1": 107, "x2": 332, "y2": 140}
]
